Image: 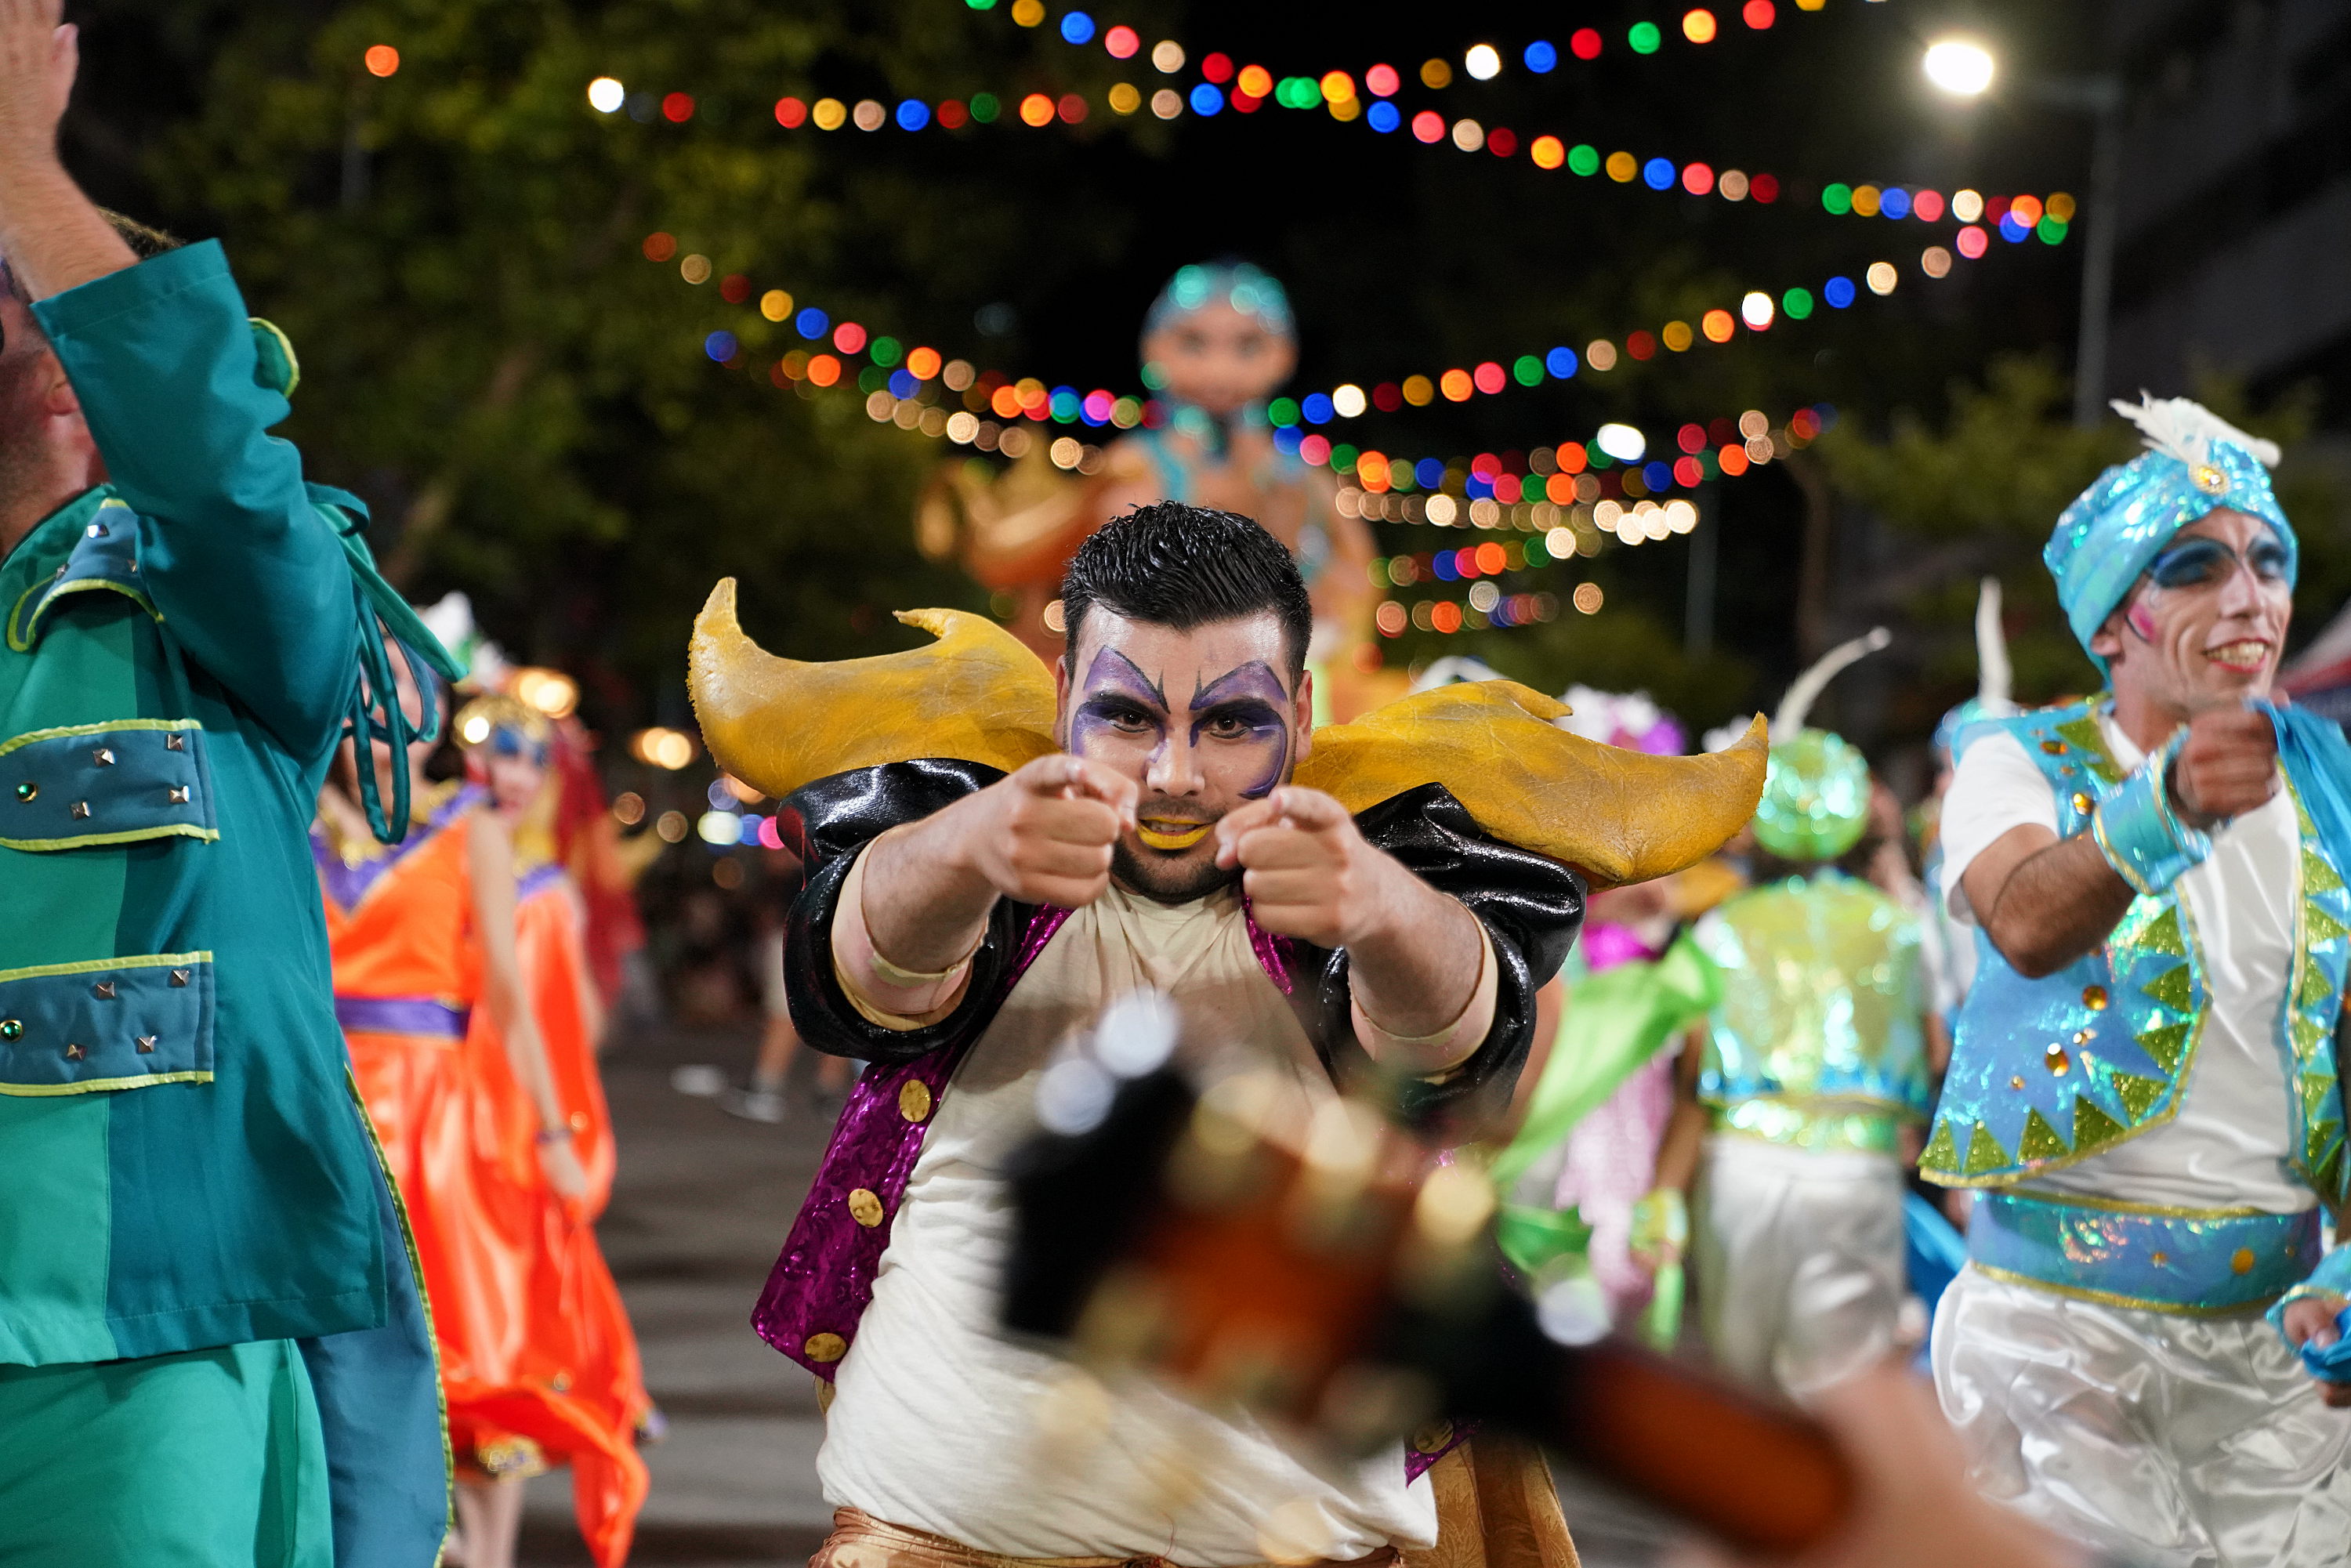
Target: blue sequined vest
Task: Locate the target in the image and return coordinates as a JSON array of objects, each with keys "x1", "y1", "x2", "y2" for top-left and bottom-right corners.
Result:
[{"x1": 1922, "y1": 699, "x2": 2351, "y2": 1203}]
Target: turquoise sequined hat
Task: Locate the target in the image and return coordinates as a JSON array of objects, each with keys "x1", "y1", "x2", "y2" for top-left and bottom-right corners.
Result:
[
  {"x1": 1141, "y1": 261, "x2": 1295, "y2": 342},
  {"x1": 2047, "y1": 395, "x2": 2294, "y2": 670},
  {"x1": 1753, "y1": 628, "x2": 1889, "y2": 862}
]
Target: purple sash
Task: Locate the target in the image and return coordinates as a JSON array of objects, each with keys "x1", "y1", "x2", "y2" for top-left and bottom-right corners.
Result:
[{"x1": 334, "y1": 995, "x2": 470, "y2": 1039}]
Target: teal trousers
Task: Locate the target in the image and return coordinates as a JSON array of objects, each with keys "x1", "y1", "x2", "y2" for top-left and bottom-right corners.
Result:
[{"x1": 0, "y1": 1338, "x2": 333, "y2": 1567}]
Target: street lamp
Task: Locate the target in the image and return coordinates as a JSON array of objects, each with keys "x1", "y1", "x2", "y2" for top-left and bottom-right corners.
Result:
[
  {"x1": 1923, "y1": 38, "x2": 2121, "y2": 428},
  {"x1": 1922, "y1": 38, "x2": 1996, "y2": 98}
]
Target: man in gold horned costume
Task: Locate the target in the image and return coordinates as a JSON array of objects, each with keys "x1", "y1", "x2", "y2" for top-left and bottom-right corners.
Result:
[{"x1": 690, "y1": 503, "x2": 1766, "y2": 1568}]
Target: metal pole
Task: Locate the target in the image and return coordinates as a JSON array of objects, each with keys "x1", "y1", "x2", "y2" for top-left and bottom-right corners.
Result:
[
  {"x1": 2071, "y1": 81, "x2": 2125, "y2": 428},
  {"x1": 1685, "y1": 487, "x2": 1717, "y2": 657}
]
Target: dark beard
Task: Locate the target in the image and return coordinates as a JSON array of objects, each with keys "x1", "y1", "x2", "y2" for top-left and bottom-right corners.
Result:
[{"x1": 1110, "y1": 838, "x2": 1240, "y2": 905}]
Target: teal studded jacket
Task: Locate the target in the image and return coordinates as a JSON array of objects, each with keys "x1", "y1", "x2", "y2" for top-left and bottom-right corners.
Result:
[
  {"x1": 1922, "y1": 699, "x2": 2350, "y2": 1204},
  {"x1": 0, "y1": 242, "x2": 415, "y2": 1366}
]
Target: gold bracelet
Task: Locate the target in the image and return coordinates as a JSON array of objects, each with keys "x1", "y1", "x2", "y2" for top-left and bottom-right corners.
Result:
[{"x1": 866, "y1": 929, "x2": 983, "y2": 988}]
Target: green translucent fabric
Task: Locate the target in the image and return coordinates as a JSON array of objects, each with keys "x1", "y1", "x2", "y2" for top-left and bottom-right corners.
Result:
[{"x1": 1491, "y1": 932, "x2": 1722, "y2": 1295}]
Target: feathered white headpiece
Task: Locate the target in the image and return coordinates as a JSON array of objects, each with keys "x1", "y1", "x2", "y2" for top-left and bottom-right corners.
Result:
[
  {"x1": 1771, "y1": 626, "x2": 1891, "y2": 743},
  {"x1": 2110, "y1": 393, "x2": 2280, "y2": 472}
]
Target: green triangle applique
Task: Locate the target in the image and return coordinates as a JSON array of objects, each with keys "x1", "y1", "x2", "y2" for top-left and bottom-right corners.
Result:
[
  {"x1": 2142, "y1": 965, "x2": 2194, "y2": 1012},
  {"x1": 2112, "y1": 1071, "x2": 2166, "y2": 1123},
  {"x1": 2136, "y1": 1022, "x2": 2190, "y2": 1075},
  {"x1": 1963, "y1": 1121, "x2": 2012, "y2": 1175},
  {"x1": 2302, "y1": 1074, "x2": 2337, "y2": 1119},
  {"x1": 2053, "y1": 716, "x2": 2125, "y2": 783},
  {"x1": 2308, "y1": 1118, "x2": 2343, "y2": 1169},
  {"x1": 2018, "y1": 1108, "x2": 2070, "y2": 1161},
  {"x1": 2305, "y1": 849, "x2": 2344, "y2": 895},
  {"x1": 1920, "y1": 1118, "x2": 1960, "y2": 1177},
  {"x1": 2300, "y1": 963, "x2": 2334, "y2": 1010},
  {"x1": 2073, "y1": 1095, "x2": 2126, "y2": 1153},
  {"x1": 2308, "y1": 903, "x2": 2350, "y2": 945},
  {"x1": 2292, "y1": 1015, "x2": 2329, "y2": 1061},
  {"x1": 2130, "y1": 907, "x2": 2187, "y2": 958},
  {"x1": 2316, "y1": 1143, "x2": 2347, "y2": 1203}
]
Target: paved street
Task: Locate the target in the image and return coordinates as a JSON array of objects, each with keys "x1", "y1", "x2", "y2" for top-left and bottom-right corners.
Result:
[{"x1": 518, "y1": 1024, "x2": 1672, "y2": 1567}]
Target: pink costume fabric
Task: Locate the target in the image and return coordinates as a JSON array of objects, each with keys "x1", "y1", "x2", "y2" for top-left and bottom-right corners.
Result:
[{"x1": 1552, "y1": 922, "x2": 1678, "y2": 1324}]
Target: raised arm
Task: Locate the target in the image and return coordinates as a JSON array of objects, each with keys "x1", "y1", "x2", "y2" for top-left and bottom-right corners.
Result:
[
  {"x1": 832, "y1": 754, "x2": 1136, "y2": 1018},
  {"x1": 0, "y1": 2, "x2": 359, "y2": 752},
  {"x1": 1962, "y1": 708, "x2": 2277, "y2": 977},
  {"x1": 1215, "y1": 785, "x2": 1494, "y2": 1074}
]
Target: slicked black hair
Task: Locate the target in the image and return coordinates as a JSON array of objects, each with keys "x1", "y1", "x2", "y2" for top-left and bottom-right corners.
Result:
[{"x1": 1060, "y1": 502, "x2": 1313, "y2": 679}]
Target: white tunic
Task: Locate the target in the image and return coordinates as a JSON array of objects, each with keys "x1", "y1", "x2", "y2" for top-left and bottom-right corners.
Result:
[
  {"x1": 1939, "y1": 714, "x2": 2307, "y2": 1215},
  {"x1": 817, "y1": 882, "x2": 1436, "y2": 1565}
]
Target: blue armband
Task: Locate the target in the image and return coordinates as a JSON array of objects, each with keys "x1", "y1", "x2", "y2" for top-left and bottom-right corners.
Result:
[
  {"x1": 2090, "y1": 729, "x2": 2212, "y2": 895},
  {"x1": 2269, "y1": 1244, "x2": 2351, "y2": 1384}
]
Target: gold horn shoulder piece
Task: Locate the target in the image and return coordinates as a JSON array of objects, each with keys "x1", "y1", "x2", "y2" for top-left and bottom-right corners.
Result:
[
  {"x1": 687, "y1": 581, "x2": 1060, "y2": 799},
  {"x1": 1294, "y1": 682, "x2": 1768, "y2": 889}
]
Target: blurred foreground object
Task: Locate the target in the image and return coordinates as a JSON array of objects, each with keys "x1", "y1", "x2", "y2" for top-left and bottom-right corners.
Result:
[{"x1": 1003, "y1": 1063, "x2": 1854, "y2": 1556}]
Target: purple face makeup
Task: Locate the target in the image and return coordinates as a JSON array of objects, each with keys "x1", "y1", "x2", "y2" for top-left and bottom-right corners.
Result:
[
  {"x1": 1063, "y1": 637, "x2": 1303, "y2": 900},
  {"x1": 1189, "y1": 661, "x2": 1291, "y2": 801}
]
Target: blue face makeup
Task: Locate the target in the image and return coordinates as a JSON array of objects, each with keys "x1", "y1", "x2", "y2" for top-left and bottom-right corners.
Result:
[{"x1": 2146, "y1": 534, "x2": 2291, "y2": 591}]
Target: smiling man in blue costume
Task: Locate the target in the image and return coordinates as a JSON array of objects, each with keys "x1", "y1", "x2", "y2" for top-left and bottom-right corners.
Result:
[
  {"x1": 1925, "y1": 395, "x2": 2351, "y2": 1565},
  {"x1": 0, "y1": 5, "x2": 455, "y2": 1565},
  {"x1": 689, "y1": 502, "x2": 1768, "y2": 1568}
]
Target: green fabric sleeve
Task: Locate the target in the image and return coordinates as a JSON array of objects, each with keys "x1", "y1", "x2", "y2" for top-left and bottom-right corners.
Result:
[
  {"x1": 34, "y1": 241, "x2": 359, "y2": 757},
  {"x1": 1488, "y1": 930, "x2": 1723, "y2": 1195}
]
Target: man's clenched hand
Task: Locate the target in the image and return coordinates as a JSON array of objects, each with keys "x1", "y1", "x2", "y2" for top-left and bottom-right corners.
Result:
[
  {"x1": 2169, "y1": 706, "x2": 2279, "y2": 828},
  {"x1": 1213, "y1": 786, "x2": 1395, "y2": 948},
  {"x1": 962, "y1": 753, "x2": 1138, "y2": 910}
]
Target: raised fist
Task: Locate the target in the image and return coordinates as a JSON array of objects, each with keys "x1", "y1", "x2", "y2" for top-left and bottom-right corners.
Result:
[{"x1": 2168, "y1": 706, "x2": 2279, "y2": 828}]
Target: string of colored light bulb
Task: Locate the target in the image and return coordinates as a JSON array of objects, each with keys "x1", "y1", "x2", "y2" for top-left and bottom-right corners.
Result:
[
  {"x1": 965, "y1": 0, "x2": 1862, "y2": 73},
  {"x1": 924, "y1": 2, "x2": 2070, "y2": 234},
  {"x1": 650, "y1": 219, "x2": 1885, "y2": 506},
  {"x1": 592, "y1": 73, "x2": 2073, "y2": 244}
]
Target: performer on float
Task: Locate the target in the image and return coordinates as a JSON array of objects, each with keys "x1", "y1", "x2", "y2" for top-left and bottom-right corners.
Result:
[
  {"x1": 1925, "y1": 396, "x2": 2351, "y2": 1562},
  {"x1": 1486, "y1": 686, "x2": 1736, "y2": 1349},
  {"x1": 687, "y1": 502, "x2": 1767, "y2": 1568},
  {"x1": 318, "y1": 690, "x2": 646, "y2": 1568},
  {"x1": 933, "y1": 263, "x2": 1385, "y2": 718},
  {"x1": 1643, "y1": 631, "x2": 1936, "y2": 1397},
  {"x1": 0, "y1": 14, "x2": 453, "y2": 1561}
]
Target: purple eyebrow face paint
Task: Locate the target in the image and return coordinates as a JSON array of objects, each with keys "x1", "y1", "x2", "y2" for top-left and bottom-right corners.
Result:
[
  {"x1": 1190, "y1": 661, "x2": 1291, "y2": 799},
  {"x1": 1067, "y1": 648, "x2": 1171, "y2": 768}
]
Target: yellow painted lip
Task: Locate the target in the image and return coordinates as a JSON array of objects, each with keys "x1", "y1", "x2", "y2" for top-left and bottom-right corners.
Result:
[{"x1": 1135, "y1": 820, "x2": 1213, "y2": 851}]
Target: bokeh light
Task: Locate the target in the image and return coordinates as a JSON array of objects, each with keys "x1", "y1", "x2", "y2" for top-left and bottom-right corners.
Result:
[
  {"x1": 364, "y1": 45, "x2": 399, "y2": 77},
  {"x1": 1923, "y1": 38, "x2": 1996, "y2": 96},
  {"x1": 588, "y1": 76, "x2": 624, "y2": 112}
]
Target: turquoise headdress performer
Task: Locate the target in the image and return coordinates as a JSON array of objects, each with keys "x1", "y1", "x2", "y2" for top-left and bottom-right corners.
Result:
[
  {"x1": 1645, "y1": 631, "x2": 1936, "y2": 1396},
  {"x1": 1096, "y1": 261, "x2": 1385, "y2": 718},
  {"x1": 1921, "y1": 395, "x2": 2351, "y2": 1563}
]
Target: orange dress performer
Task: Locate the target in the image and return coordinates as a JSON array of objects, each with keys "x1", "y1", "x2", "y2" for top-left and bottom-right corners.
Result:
[
  {"x1": 916, "y1": 262, "x2": 1394, "y2": 719},
  {"x1": 317, "y1": 694, "x2": 648, "y2": 1568}
]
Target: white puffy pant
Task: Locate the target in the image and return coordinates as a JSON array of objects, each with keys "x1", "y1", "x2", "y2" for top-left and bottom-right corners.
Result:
[
  {"x1": 1933, "y1": 1263, "x2": 2351, "y2": 1567},
  {"x1": 1694, "y1": 1135, "x2": 1907, "y2": 1400}
]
